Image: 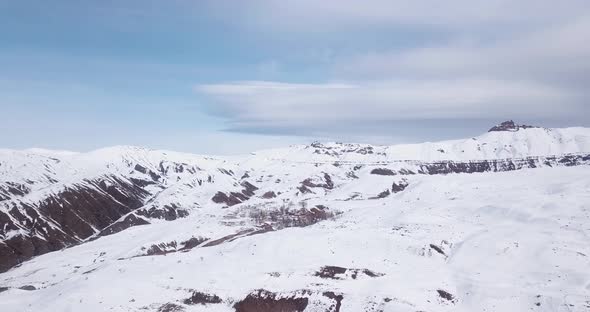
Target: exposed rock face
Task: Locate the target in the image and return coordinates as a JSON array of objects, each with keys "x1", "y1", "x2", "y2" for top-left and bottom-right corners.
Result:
[
  {"x1": 391, "y1": 179, "x2": 409, "y2": 193},
  {"x1": 234, "y1": 289, "x2": 309, "y2": 312},
  {"x1": 233, "y1": 289, "x2": 349, "y2": 312},
  {"x1": 322, "y1": 291, "x2": 343, "y2": 312},
  {"x1": 1, "y1": 148, "x2": 234, "y2": 270},
  {"x1": 211, "y1": 191, "x2": 244, "y2": 206},
  {"x1": 367, "y1": 154, "x2": 590, "y2": 178},
  {"x1": 19, "y1": 285, "x2": 36, "y2": 291},
  {"x1": 429, "y1": 244, "x2": 446, "y2": 256},
  {"x1": 39, "y1": 178, "x2": 149, "y2": 240},
  {"x1": 370, "y1": 189, "x2": 391, "y2": 199},
  {"x1": 135, "y1": 204, "x2": 189, "y2": 221},
  {"x1": 134, "y1": 164, "x2": 162, "y2": 182},
  {"x1": 437, "y1": 289, "x2": 456, "y2": 302},
  {"x1": 0, "y1": 182, "x2": 30, "y2": 200},
  {"x1": 183, "y1": 291, "x2": 222, "y2": 305},
  {"x1": 310, "y1": 142, "x2": 381, "y2": 157},
  {"x1": 136, "y1": 236, "x2": 208, "y2": 257},
  {"x1": 0, "y1": 204, "x2": 74, "y2": 272},
  {"x1": 261, "y1": 191, "x2": 277, "y2": 199},
  {"x1": 298, "y1": 173, "x2": 335, "y2": 194},
  {"x1": 97, "y1": 214, "x2": 150, "y2": 237},
  {"x1": 241, "y1": 181, "x2": 259, "y2": 197},
  {"x1": 211, "y1": 181, "x2": 259, "y2": 206},
  {"x1": 157, "y1": 303, "x2": 185, "y2": 312},
  {"x1": 314, "y1": 266, "x2": 347, "y2": 279},
  {"x1": 0, "y1": 176, "x2": 150, "y2": 272},
  {"x1": 301, "y1": 173, "x2": 334, "y2": 190},
  {"x1": 488, "y1": 120, "x2": 537, "y2": 132},
  {"x1": 314, "y1": 266, "x2": 384, "y2": 280},
  {"x1": 370, "y1": 168, "x2": 396, "y2": 176},
  {"x1": 418, "y1": 154, "x2": 590, "y2": 175}
]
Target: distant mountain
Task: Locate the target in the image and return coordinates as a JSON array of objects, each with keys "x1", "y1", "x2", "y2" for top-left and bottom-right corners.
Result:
[{"x1": 255, "y1": 122, "x2": 590, "y2": 162}]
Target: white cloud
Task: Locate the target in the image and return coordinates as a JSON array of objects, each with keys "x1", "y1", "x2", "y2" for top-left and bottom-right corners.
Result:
[
  {"x1": 194, "y1": 1, "x2": 590, "y2": 137},
  {"x1": 335, "y1": 16, "x2": 590, "y2": 83},
  {"x1": 196, "y1": 79, "x2": 579, "y2": 129}
]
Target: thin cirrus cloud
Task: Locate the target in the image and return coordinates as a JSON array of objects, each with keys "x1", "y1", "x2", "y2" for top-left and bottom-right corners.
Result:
[{"x1": 195, "y1": 79, "x2": 578, "y2": 135}]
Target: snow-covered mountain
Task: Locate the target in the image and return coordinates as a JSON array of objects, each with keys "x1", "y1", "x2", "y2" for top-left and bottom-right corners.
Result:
[
  {"x1": 1, "y1": 121, "x2": 590, "y2": 312},
  {"x1": 254, "y1": 121, "x2": 590, "y2": 163}
]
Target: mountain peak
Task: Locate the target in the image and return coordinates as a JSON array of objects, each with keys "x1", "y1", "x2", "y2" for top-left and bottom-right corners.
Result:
[{"x1": 488, "y1": 120, "x2": 538, "y2": 132}]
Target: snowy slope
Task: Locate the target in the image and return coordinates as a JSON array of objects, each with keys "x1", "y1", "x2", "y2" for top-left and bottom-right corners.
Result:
[
  {"x1": 0, "y1": 167, "x2": 589, "y2": 312},
  {"x1": 252, "y1": 125, "x2": 590, "y2": 163},
  {"x1": 0, "y1": 122, "x2": 590, "y2": 311}
]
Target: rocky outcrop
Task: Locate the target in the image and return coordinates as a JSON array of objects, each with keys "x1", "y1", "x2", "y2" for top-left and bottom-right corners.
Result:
[
  {"x1": 371, "y1": 168, "x2": 415, "y2": 176},
  {"x1": 322, "y1": 292, "x2": 343, "y2": 312},
  {"x1": 211, "y1": 181, "x2": 259, "y2": 206},
  {"x1": 391, "y1": 179, "x2": 409, "y2": 193},
  {"x1": 135, "y1": 204, "x2": 189, "y2": 221},
  {"x1": 0, "y1": 229, "x2": 70, "y2": 273},
  {"x1": 183, "y1": 291, "x2": 222, "y2": 305},
  {"x1": 367, "y1": 153, "x2": 590, "y2": 177},
  {"x1": 0, "y1": 182, "x2": 31, "y2": 200},
  {"x1": 310, "y1": 142, "x2": 382, "y2": 156},
  {"x1": 418, "y1": 154, "x2": 590, "y2": 175},
  {"x1": 136, "y1": 236, "x2": 208, "y2": 257},
  {"x1": 370, "y1": 189, "x2": 391, "y2": 199},
  {"x1": 488, "y1": 120, "x2": 537, "y2": 132},
  {"x1": 314, "y1": 266, "x2": 384, "y2": 280},
  {"x1": 234, "y1": 289, "x2": 309, "y2": 312},
  {"x1": 211, "y1": 191, "x2": 245, "y2": 206},
  {"x1": 298, "y1": 173, "x2": 334, "y2": 194},
  {"x1": 157, "y1": 303, "x2": 185, "y2": 312},
  {"x1": 368, "y1": 179, "x2": 408, "y2": 199},
  {"x1": 134, "y1": 164, "x2": 161, "y2": 181},
  {"x1": 436, "y1": 289, "x2": 456, "y2": 303},
  {"x1": 370, "y1": 168, "x2": 396, "y2": 176},
  {"x1": 261, "y1": 191, "x2": 277, "y2": 199},
  {"x1": 233, "y1": 289, "x2": 350, "y2": 312}
]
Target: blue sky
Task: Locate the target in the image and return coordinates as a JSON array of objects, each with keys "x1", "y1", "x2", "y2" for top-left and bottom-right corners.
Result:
[{"x1": 1, "y1": 1, "x2": 589, "y2": 154}]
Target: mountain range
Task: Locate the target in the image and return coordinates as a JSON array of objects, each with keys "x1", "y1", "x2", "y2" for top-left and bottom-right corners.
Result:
[{"x1": 1, "y1": 121, "x2": 589, "y2": 312}]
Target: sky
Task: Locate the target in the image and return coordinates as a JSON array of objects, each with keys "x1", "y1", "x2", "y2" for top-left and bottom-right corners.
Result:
[{"x1": 1, "y1": 0, "x2": 589, "y2": 154}]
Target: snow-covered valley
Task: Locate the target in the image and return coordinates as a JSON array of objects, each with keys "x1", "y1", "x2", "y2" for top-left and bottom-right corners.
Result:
[{"x1": 1, "y1": 122, "x2": 590, "y2": 311}]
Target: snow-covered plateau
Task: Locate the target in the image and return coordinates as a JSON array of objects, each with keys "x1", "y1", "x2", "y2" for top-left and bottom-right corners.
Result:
[{"x1": 1, "y1": 121, "x2": 589, "y2": 311}]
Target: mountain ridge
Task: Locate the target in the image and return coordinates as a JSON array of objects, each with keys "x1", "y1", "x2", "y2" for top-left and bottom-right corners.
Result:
[{"x1": 2, "y1": 122, "x2": 590, "y2": 162}]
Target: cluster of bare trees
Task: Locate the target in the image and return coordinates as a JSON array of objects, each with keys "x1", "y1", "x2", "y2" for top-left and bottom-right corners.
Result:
[{"x1": 246, "y1": 201, "x2": 338, "y2": 229}]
